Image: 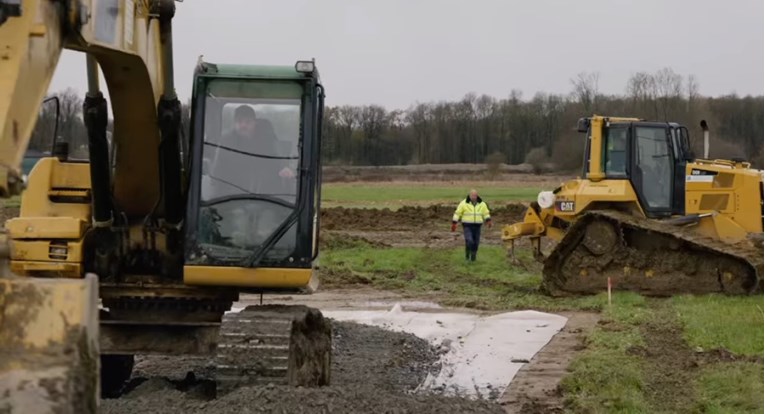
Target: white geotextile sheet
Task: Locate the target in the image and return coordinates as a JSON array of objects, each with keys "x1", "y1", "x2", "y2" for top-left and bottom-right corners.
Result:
[{"x1": 322, "y1": 304, "x2": 568, "y2": 399}]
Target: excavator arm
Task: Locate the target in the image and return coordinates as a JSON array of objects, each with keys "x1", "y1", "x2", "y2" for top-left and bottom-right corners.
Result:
[
  {"x1": 0, "y1": 1, "x2": 181, "y2": 412},
  {"x1": 0, "y1": 0, "x2": 68, "y2": 196},
  {"x1": 0, "y1": 0, "x2": 180, "y2": 216}
]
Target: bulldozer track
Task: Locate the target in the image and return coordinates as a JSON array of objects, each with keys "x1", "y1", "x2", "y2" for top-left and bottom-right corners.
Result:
[
  {"x1": 542, "y1": 210, "x2": 763, "y2": 297},
  {"x1": 214, "y1": 305, "x2": 331, "y2": 396}
]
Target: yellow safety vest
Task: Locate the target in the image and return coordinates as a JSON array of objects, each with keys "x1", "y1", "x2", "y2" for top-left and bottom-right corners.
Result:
[{"x1": 452, "y1": 197, "x2": 491, "y2": 224}]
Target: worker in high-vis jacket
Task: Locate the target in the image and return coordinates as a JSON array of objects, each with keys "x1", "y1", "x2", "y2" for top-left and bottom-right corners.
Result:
[{"x1": 451, "y1": 189, "x2": 492, "y2": 261}]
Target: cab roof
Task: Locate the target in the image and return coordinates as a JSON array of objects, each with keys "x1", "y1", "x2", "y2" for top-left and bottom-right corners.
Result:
[{"x1": 194, "y1": 60, "x2": 320, "y2": 82}]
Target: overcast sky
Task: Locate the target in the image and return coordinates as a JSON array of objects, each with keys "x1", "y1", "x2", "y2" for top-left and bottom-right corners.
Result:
[{"x1": 48, "y1": 0, "x2": 764, "y2": 109}]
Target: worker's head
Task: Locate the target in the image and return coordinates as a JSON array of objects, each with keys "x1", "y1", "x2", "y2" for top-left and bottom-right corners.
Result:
[
  {"x1": 233, "y1": 105, "x2": 257, "y2": 137},
  {"x1": 469, "y1": 189, "x2": 478, "y2": 202}
]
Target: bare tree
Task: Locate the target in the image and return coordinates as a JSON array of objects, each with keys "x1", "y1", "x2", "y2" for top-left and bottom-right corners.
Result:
[
  {"x1": 654, "y1": 67, "x2": 683, "y2": 120},
  {"x1": 686, "y1": 74, "x2": 699, "y2": 111},
  {"x1": 571, "y1": 72, "x2": 600, "y2": 113}
]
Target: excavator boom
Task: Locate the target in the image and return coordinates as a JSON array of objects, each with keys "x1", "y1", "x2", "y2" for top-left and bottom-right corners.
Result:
[
  {"x1": 0, "y1": 1, "x2": 179, "y2": 412},
  {"x1": 0, "y1": 0, "x2": 180, "y2": 217}
]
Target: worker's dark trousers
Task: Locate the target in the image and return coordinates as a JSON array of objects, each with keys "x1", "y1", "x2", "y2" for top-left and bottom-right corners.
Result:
[{"x1": 462, "y1": 223, "x2": 482, "y2": 261}]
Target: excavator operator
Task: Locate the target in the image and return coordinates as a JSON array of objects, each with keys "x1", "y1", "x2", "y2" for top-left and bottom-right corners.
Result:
[
  {"x1": 223, "y1": 105, "x2": 296, "y2": 180},
  {"x1": 198, "y1": 104, "x2": 300, "y2": 254}
]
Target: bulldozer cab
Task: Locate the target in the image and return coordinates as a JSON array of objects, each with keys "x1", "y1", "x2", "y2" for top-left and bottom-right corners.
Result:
[
  {"x1": 581, "y1": 117, "x2": 694, "y2": 218},
  {"x1": 185, "y1": 61, "x2": 323, "y2": 270}
]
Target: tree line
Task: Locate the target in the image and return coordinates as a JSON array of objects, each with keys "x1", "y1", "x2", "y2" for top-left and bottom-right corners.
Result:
[
  {"x1": 29, "y1": 68, "x2": 764, "y2": 170},
  {"x1": 322, "y1": 68, "x2": 764, "y2": 169}
]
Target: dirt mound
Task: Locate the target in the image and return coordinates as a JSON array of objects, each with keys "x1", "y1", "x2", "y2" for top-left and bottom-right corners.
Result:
[
  {"x1": 319, "y1": 233, "x2": 391, "y2": 249},
  {"x1": 322, "y1": 164, "x2": 538, "y2": 183},
  {"x1": 103, "y1": 383, "x2": 504, "y2": 414},
  {"x1": 101, "y1": 320, "x2": 503, "y2": 414},
  {"x1": 321, "y1": 204, "x2": 526, "y2": 232}
]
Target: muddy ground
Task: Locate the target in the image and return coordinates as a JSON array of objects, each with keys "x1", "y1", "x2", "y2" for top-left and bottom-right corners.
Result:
[
  {"x1": 101, "y1": 321, "x2": 504, "y2": 414},
  {"x1": 0, "y1": 186, "x2": 583, "y2": 414},
  {"x1": 320, "y1": 203, "x2": 527, "y2": 248},
  {"x1": 500, "y1": 312, "x2": 599, "y2": 414}
]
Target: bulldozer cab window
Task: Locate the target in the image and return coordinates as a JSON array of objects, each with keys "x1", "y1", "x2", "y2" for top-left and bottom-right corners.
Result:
[
  {"x1": 604, "y1": 126, "x2": 628, "y2": 177},
  {"x1": 633, "y1": 126, "x2": 673, "y2": 211},
  {"x1": 671, "y1": 126, "x2": 693, "y2": 161},
  {"x1": 196, "y1": 80, "x2": 303, "y2": 263}
]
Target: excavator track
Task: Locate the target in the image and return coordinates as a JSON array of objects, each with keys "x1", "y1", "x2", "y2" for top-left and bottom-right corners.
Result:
[
  {"x1": 542, "y1": 210, "x2": 763, "y2": 297},
  {"x1": 214, "y1": 305, "x2": 331, "y2": 395}
]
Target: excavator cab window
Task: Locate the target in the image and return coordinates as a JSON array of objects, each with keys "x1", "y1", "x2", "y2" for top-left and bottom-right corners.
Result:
[{"x1": 186, "y1": 74, "x2": 322, "y2": 268}]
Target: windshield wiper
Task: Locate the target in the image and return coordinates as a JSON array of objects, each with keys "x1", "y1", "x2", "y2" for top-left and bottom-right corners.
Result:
[
  {"x1": 197, "y1": 193, "x2": 299, "y2": 265},
  {"x1": 204, "y1": 142, "x2": 298, "y2": 160},
  {"x1": 206, "y1": 175, "x2": 258, "y2": 198},
  {"x1": 239, "y1": 209, "x2": 300, "y2": 268}
]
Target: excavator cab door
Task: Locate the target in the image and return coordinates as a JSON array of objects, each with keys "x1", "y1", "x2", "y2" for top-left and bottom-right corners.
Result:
[{"x1": 184, "y1": 65, "x2": 323, "y2": 272}]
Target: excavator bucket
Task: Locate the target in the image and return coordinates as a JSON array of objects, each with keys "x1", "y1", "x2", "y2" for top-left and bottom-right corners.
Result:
[{"x1": 0, "y1": 273, "x2": 99, "y2": 414}]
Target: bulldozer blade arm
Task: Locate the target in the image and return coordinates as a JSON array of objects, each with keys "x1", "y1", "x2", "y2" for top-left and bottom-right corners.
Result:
[{"x1": 0, "y1": 274, "x2": 99, "y2": 414}]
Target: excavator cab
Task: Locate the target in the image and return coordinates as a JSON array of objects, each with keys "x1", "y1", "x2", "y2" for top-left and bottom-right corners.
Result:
[{"x1": 184, "y1": 60, "x2": 324, "y2": 281}]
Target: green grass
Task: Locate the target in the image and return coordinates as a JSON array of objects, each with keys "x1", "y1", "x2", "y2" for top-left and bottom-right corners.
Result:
[
  {"x1": 321, "y1": 183, "x2": 540, "y2": 208},
  {"x1": 320, "y1": 244, "x2": 606, "y2": 312},
  {"x1": 562, "y1": 295, "x2": 765, "y2": 413},
  {"x1": 673, "y1": 295, "x2": 764, "y2": 356},
  {"x1": 694, "y1": 362, "x2": 764, "y2": 414},
  {"x1": 562, "y1": 294, "x2": 652, "y2": 413},
  {"x1": 0, "y1": 195, "x2": 20, "y2": 208},
  {"x1": 674, "y1": 295, "x2": 764, "y2": 414},
  {"x1": 322, "y1": 240, "x2": 765, "y2": 413}
]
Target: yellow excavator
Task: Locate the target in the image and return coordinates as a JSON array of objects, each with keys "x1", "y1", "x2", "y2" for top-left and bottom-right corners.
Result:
[
  {"x1": 1, "y1": 1, "x2": 329, "y2": 412},
  {"x1": 503, "y1": 115, "x2": 763, "y2": 296}
]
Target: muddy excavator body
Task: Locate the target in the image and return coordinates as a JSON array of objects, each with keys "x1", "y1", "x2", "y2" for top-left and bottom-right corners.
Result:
[
  {"x1": 0, "y1": 1, "x2": 328, "y2": 412},
  {"x1": 503, "y1": 115, "x2": 763, "y2": 296}
]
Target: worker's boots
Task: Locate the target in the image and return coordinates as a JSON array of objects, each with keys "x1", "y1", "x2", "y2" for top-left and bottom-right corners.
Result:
[
  {"x1": 470, "y1": 251, "x2": 477, "y2": 262},
  {"x1": 465, "y1": 247, "x2": 470, "y2": 261}
]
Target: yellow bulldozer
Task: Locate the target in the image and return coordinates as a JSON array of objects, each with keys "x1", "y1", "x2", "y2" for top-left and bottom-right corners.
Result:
[
  {"x1": 503, "y1": 115, "x2": 763, "y2": 296},
  {"x1": 1, "y1": 1, "x2": 329, "y2": 412}
]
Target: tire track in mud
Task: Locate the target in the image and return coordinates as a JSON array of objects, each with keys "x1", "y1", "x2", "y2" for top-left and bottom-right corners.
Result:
[
  {"x1": 627, "y1": 299, "x2": 761, "y2": 414},
  {"x1": 500, "y1": 312, "x2": 599, "y2": 414},
  {"x1": 634, "y1": 299, "x2": 698, "y2": 413}
]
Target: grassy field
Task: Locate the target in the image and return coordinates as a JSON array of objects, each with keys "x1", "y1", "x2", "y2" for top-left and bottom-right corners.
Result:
[
  {"x1": 321, "y1": 237, "x2": 764, "y2": 413},
  {"x1": 561, "y1": 294, "x2": 763, "y2": 413},
  {"x1": 0, "y1": 195, "x2": 20, "y2": 209},
  {"x1": 321, "y1": 244, "x2": 606, "y2": 311},
  {"x1": 673, "y1": 295, "x2": 763, "y2": 356},
  {"x1": 319, "y1": 176, "x2": 763, "y2": 413},
  {"x1": 2, "y1": 182, "x2": 543, "y2": 210},
  {"x1": 321, "y1": 182, "x2": 543, "y2": 208}
]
